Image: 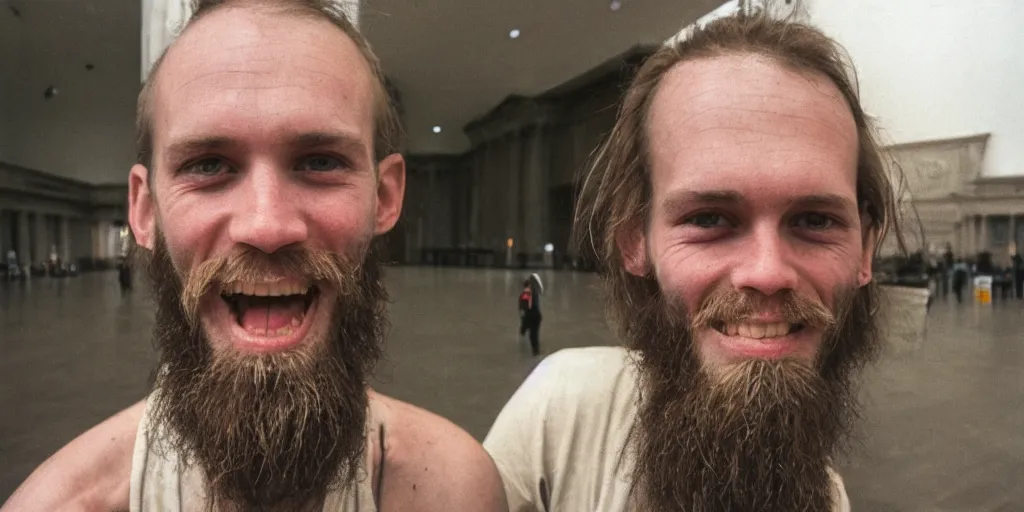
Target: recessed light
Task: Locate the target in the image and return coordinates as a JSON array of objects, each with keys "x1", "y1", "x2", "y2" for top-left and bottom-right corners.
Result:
[
  {"x1": 509, "y1": 29, "x2": 521, "y2": 39},
  {"x1": 432, "y1": 126, "x2": 442, "y2": 134},
  {"x1": 610, "y1": 0, "x2": 622, "y2": 11}
]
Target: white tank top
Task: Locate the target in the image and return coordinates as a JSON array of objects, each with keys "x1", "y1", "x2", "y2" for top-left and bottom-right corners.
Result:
[{"x1": 129, "y1": 392, "x2": 379, "y2": 511}]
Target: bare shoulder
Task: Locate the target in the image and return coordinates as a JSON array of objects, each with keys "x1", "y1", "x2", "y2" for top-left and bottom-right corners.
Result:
[
  {"x1": 1, "y1": 400, "x2": 146, "y2": 512},
  {"x1": 371, "y1": 392, "x2": 507, "y2": 512}
]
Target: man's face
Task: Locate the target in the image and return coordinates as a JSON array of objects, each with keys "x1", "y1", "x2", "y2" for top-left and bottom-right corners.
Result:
[
  {"x1": 124, "y1": 8, "x2": 403, "y2": 509},
  {"x1": 622, "y1": 54, "x2": 881, "y2": 512},
  {"x1": 634, "y1": 54, "x2": 872, "y2": 371},
  {"x1": 129, "y1": 7, "x2": 404, "y2": 355}
]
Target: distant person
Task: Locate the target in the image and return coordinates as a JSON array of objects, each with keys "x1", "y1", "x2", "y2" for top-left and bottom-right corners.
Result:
[
  {"x1": 952, "y1": 259, "x2": 970, "y2": 304},
  {"x1": 5, "y1": 249, "x2": 17, "y2": 280},
  {"x1": 941, "y1": 245, "x2": 954, "y2": 297},
  {"x1": 3, "y1": 1, "x2": 506, "y2": 511},
  {"x1": 518, "y1": 279, "x2": 541, "y2": 356},
  {"x1": 117, "y1": 256, "x2": 133, "y2": 293}
]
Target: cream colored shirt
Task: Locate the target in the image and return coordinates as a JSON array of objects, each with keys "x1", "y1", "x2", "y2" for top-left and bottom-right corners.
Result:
[
  {"x1": 483, "y1": 346, "x2": 851, "y2": 512},
  {"x1": 129, "y1": 392, "x2": 379, "y2": 511}
]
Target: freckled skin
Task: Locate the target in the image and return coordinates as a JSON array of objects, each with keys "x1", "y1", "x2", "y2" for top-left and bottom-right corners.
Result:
[{"x1": 637, "y1": 54, "x2": 873, "y2": 368}]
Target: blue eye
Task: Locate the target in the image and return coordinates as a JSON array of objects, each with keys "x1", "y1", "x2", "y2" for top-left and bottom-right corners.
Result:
[
  {"x1": 298, "y1": 155, "x2": 346, "y2": 172},
  {"x1": 684, "y1": 213, "x2": 729, "y2": 228}
]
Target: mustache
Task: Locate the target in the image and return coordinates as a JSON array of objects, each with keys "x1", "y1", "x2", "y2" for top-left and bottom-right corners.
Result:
[
  {"x1": 179, "y1": 246, "x2": 361, "y2": 328},
  {"x1": 690, "y1": 288, "x2": 836, "y2": 331}
]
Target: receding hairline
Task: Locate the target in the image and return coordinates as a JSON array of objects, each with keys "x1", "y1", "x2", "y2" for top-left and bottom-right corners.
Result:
[
  {"x1": 643, "y1": 50, "x2": 858, "y2": 138},
  {"x1": 137, "y1": 0, "x2": 389, "y2": 174}
]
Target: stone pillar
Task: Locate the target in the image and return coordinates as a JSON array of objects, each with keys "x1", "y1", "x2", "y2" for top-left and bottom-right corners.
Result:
[
  {"x1": 426, "y1": 167, "x2": 437, "y2": 249},
  {"x1": 523, "y1": 124, "x2": 550, "y2": 255},
  {"x1": 979, "y1": 214, "x2": 989, "y2": 255},
  {"x1": 59, "y1": 216, "x2": 71, "y2": 263},
  {"x1": 1009, "y1": 214, "x2": 1016, "y2": 257},
  {"x1": 16, "y1": 210, "x2": 31, "y2": 266},
  {"x1": 469, "y1": 146, "x2": 484, "y2": 246},
  {"x1": 93, "y1": 220, "x2": 109, "y2": 261},
  {"x1": 506, "y1": 132, "x2": 522, "y2": 255},
  {"x1": 966, "y1": 215, "x2": 976, "y2": 256},
  {"x1": 485, "y1": 139, "x2": 505, "y2": 252},
  {"x1": 0, "y1": 211, "x2": 9, "y2": 256},
  {"x1": 33, "y1": 213, "x2": 48, "y2": 265}
]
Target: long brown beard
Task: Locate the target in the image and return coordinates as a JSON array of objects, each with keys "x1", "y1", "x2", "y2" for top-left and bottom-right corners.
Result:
[
  {"x1": 626, "y1": 283, "x2": 881, "y2": 512},
  {"x1": 137, "y1": 237, "x2": 388, "y2": 512}
]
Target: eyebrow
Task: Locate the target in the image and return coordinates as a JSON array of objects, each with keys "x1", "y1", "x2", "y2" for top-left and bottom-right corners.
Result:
[
  {"x1": 289, "y1": 131, "x2": 368, "y2": 155},
  {"x1": 163, "y1": 131, "x2": 369, "y2": 166},
  {"x1": 164, "y1": 136, "x2": 235, "y2": 166},
  {"x1": 660, "y1": 190, "x2": 856, "y2": 217}
]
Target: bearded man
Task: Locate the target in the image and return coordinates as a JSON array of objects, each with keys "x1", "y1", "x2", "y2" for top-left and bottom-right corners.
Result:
[
  {"x1": 4, "y1": 1, "x2": 505, "y2": 511},
  {"x1": 484, "y1": 8, "x2": 905, "y2": 512}
]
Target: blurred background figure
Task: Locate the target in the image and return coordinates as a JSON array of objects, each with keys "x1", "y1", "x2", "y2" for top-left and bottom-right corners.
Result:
[{"x1": 518, "y1": 273, "x2": 544, "y2": 356}]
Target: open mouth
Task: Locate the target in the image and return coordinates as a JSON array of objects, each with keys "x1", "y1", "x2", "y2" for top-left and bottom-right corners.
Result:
[
  {"x1": 711, "y1": 321, "x2": 805, "y2": 339},
  {"x1": 219, "y1": 280, "x2": 320, "y2": 337}
]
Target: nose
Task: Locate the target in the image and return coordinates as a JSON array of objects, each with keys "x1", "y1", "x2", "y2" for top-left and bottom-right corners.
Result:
[
  {"x1": 227, "y1": 167, "x2": 308, "y2": 253},
  {"x1": 729, "y1": 224, "x2": 799, "y2": 297}
]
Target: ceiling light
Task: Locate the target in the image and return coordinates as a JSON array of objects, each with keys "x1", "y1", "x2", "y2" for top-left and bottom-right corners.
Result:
[
  {"x1": 432, "y1": 125, "x2": 442, "y2": 134},
  {"x1": 610, "y1": 0, "x2": 622, "y2": 11},
  {"x1": 509, "y1": 29, "x2": 521, "y2": 39}
]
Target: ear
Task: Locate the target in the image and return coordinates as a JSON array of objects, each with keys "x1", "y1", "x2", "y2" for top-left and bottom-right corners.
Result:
[
  {"x1": 858, "y1": 215, "x2": 878, "y2": 287},
  {"x1": 617, "y1": 219, "x2": 649, "y2": 277},
  {"x1": 128, "y1": 164, "x2": 156, "y2": 250},
  {"x1": 374, "y1": 153, "x2": 406, "y2": 235}
]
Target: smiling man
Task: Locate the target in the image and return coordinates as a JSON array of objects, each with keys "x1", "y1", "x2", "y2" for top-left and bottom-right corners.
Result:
[
  {"x1": 3, "y1": 1, "x2": 505, "y2": 511},
  {"x1": 484, "y1": 7, "x2": 904, "y2": 512}
]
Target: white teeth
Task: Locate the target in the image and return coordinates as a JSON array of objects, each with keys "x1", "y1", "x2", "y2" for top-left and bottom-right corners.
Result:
[
  {"x1": 722, "y1": 322, "x2": 792, "y2": 339},
  {"x1": 223, "y1": 280, "x2": 311, "y2": 297}
]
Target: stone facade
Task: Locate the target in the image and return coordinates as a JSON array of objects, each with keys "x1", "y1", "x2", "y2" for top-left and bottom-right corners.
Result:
[
  {"x1": 397, "y1": 46, "x2": 653, "y2": 266},
  {"x1": 0, "y1": 162, "x2": 128, "y2": 269},
  {"x1": 887, "y1": 134, "x2": 1024, "y2": 265}
]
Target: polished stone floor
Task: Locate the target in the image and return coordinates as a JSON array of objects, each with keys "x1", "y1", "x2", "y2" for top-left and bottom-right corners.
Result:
[{"x1": 1, "y1": 268, "x2": 1022, "y2": 510}]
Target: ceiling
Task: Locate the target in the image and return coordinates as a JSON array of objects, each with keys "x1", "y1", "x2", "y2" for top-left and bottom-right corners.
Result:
[
  {"x1": 1, "y1": 0, "x2": 724, "y2": 165},
  {"x1": 361, "y1": 0, "x2": 723, "y2": 154}
]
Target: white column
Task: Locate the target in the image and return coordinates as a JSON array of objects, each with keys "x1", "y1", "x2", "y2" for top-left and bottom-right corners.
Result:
[
  {"x1": 141, "y1": 0, "x2": 192, "y2": 82},
  {"x1": 335, "y1": 0, "x2": 360, "y2": 25},
  {"x1": 93, "y1": 221, "x2": 108, "y2": 260}
]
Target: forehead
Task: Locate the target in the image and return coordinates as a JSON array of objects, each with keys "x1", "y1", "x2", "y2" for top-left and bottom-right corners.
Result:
[
  {"x1": 151, "y1": 7, "x2": 375, "y2": 158},
  {"x1": 646, "y1": 54, "x2": 859, "y2": 198}
]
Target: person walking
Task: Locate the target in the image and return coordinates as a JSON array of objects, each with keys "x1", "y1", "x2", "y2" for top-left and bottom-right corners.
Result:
[
  {"x1": 952, "y1": 259, "x2": 969, "y2": 304},
  {"x1": 518, "y1": 274, "x2": 543, "y2": 356}
]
